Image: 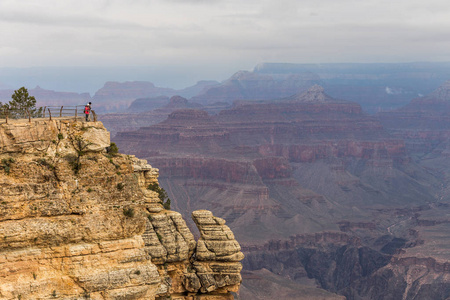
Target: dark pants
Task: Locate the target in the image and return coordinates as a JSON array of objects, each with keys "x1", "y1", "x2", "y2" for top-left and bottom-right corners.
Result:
[{"x1": 85, "y1": 113, "x2": 90, "y2": 121}]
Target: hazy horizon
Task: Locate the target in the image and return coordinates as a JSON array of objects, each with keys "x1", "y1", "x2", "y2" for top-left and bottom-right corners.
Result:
[
  {"x1": 2, "y1": 60, "x2": 450, "y2": 96},
  {"x1": 1, "y1": 0, "x2": 450, "y2": 93}
]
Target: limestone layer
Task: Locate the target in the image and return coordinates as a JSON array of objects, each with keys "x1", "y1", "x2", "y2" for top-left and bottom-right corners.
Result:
[{"x1": 0, "y1": 119, "x2": 243, "y2": 300}]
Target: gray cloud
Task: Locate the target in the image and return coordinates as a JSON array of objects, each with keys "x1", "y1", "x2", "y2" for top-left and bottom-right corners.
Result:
[{"x1": 0, "y1": 0, "x2": 449, "y2": 84}]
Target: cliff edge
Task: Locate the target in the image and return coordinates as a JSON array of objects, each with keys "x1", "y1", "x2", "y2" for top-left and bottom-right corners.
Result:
[{"x1": 0, "y1": 119, "x2": 243, "y2": 299}]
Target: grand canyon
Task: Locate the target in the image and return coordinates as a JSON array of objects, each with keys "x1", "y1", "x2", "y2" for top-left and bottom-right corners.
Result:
[
  {"x1": 2, "y1": 62, "x2": 450, "y2": 299},
  {"x1": 109, "y1": 64, "x2": 450, "y2": 299}
]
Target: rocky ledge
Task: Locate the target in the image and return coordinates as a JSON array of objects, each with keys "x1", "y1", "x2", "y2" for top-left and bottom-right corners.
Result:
[{"x1": 0, "y1": 119, "x2": 243, "y2": 300}]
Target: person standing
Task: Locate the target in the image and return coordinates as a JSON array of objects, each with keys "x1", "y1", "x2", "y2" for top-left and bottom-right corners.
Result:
[{"x1": 84, "y1": 102, "x2": 92, "y2": 121}]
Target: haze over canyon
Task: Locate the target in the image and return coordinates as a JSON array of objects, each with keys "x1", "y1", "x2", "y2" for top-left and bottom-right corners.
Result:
[{"x1": 2, "y1": 62, "x2": 450, "y2": 299}]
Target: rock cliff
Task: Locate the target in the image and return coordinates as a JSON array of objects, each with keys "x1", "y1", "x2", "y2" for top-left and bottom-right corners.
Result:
[{"x1": 0, "y1": 119, "x2": 243, "y2": 299}]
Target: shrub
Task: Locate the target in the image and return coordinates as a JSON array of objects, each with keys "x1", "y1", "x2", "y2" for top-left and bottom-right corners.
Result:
[
  {"x1": 1, "y1": 158, "x2": 14, "y2": 174},
  {"x1": 107, "y1": 142, "x2": 119, "y2": 156},
  {"x1": 37, "y1": 158, "x2": 55, "y2": 170},
  {"x1": 123, "y1": 207, "x2": 134, "y2": 218},
  {"x1": 117, "y1": 183, "x2": 124, "y2": 190},
  {"x1": 147, "y1": 183, "x2": 171, "y2": 210},
  {"x1": 67, "y1": 155, "x2": 81, "y2": 174},
  {"x1": 57, "y1": 133, "x2": 64, "y2": 140},
  {"x1": 163, "y1": 198, "x2": 171, "y2": 210}
]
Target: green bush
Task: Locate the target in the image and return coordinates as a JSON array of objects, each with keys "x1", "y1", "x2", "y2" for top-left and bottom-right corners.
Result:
[
  {"x1": 107, "y1": 142, "x2": 119, "y2": 156},
  {"x1": 1, "y1": 158, "x2": 14, "y2": 174},
  {"x1": 147, "y1": 183, "x2": 171, "y2": 210},
  {"x1": 163, "y1": 198, "x2": 171, "y2": 210},
  {"x1": 123, "y1": 207, "x2": 134, "y2": 218}
]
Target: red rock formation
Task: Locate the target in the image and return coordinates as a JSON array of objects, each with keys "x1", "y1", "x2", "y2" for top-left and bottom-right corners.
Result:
[
  {"x1": 112, "y1": 85, "x2": 450, "y2": 299},
  {"x1": 378, "y1": 80, "x2": 450, "y2": 153},
  {"x1": 241, "y1": 232, "x2": 361, "y2": 252},
  {"x1": 378, "y1": 80, "x2": 450, "y2": 204},
  {"x1": 113, "y1": 86, "x2": 432, "y2": 243},
  {"x1": 258, "y1": 140, "x2": 406, "y2": 163}
]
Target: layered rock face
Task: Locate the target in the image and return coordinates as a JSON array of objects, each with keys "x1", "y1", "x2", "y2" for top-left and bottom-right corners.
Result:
[
  {"x1": 115, "y1": 87, "x2": 424, "y2": 228},
  {"x1": 378, "y1": 80, "x2": 450, "y2": 154},
  {"x1": 112, "y1": 85, "x2": 450, "y2": 299},
  {"x1": 0, "y1": 119, "x2": 243, "y2": 299},
  {"x1": 378, "y1": 80, "x2": 450, "y2": 203}
]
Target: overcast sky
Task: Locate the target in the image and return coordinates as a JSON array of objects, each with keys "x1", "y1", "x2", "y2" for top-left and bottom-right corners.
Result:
[{"x1": 1, "y1": 0, "x2": 450, "y2": 89}]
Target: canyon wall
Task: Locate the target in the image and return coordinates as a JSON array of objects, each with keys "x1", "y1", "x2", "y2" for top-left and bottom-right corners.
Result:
[
  {"x1": 113, "y1": 85, "x2": 450, "y2": 299},
  {"x1": 0, "y1": 119, "x2": 243, "y2": 300}
]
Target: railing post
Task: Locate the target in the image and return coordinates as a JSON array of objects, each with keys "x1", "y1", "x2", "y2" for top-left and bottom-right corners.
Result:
[
  {"x1": 60, "y1": 106, "x2": 63, "y2": 118},
  {"x1": 75, "y1": 106, "x2": 78, "y2": 120},
  {"x1": 5, "y1": 107, "x2": 8, "y2": 124},
  {"x1": 48, "y1": 108, "x2": 52, "y2": 121},
  {"x1": 43, "y1": 106, "x2": 46, "y2": 118},
  {"x1": 92, "y1": 110, "x2": 97, "y2": 122},
  {"x1": 27, "y1": 109, "x2": 31, "y2": 123}
]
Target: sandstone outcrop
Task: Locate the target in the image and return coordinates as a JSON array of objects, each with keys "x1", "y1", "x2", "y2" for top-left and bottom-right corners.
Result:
[
  {"x1": 189, "y1": 210, "x2": 243, "y2": 294},
  {"x1": 0, "y1": 118, "x2": 243, "y2": 299}
]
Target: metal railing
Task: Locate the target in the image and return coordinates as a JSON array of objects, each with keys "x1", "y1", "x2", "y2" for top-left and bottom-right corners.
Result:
[{"x1": 1, "y1": 105, "x2": 97, "y2": 124}]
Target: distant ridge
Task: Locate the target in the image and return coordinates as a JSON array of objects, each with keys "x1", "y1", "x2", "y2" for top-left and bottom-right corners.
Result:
[
  {"x1": 290, "y1": 85, "x2": 335, "y2": 103},
  {"x1": 421, "y1": 79, "x2": 450, "y2": 102}
]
